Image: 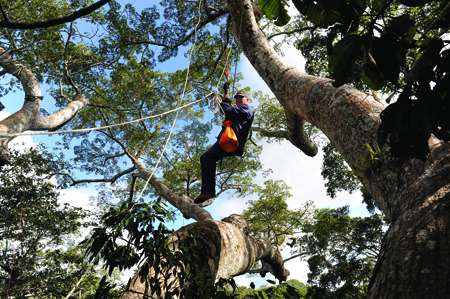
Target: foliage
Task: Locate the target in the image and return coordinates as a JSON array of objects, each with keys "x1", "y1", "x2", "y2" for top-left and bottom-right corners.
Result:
[
  {"x1": 266, "y1": 0, "x2": 450, "y2": 160},
  {"x1": 224, "y1": 279, "x2": 308, "y2": 299},
  {"x1": 321, "y1": 142, "x2": 361, "y2": 198},
  {"x1": 259, "y1": 0, "x2": 291, "y2": 26},
  {"x1": 321, "y1": 142, "x2": 378, "y2": 213},
  {"x1": 0, "y1": 149, "x2": 104, "y2": 298},
  {"x1": 38, "y1": 247, "x2": 122, "y2": 299},
  {"x1": 292, "y1": 207, "x2": 383, "y2": 299},
  {"x1": 243, "y1": 181, "x2": 382, "y2": 298},
  {"x1": 83, "y1": 199, "x2": 183, "y2": 296},
  {"x1": 243, "y1": 180, "x2": 312, "y2": 245}
]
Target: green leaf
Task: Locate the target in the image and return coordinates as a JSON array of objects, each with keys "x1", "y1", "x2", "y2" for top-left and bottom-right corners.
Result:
[
  {"x1": 398, "y1": 0, "x2": 434, "y2": 7},
  {"x1": 292, "y1": 0, "x2": 367, "y2": 28},
  {"x1": 385, "y1": 14, "x2": 416, "y2": 38},
  {"x1": 259, "y1": 0, "x2": 291, "y2": 26},
  {"x1": 329, "y1": 35, "x2": 365, "y2": 86}
]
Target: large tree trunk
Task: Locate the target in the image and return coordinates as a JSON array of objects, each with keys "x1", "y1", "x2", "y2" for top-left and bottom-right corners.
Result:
[
  {"x1": 226, "y1": 0, "x2": 450, "y2": 298},
  {"x1": 120, "y1": 215, "x2": 288, "y2": 299},
  {"x1": 368, "y1": 144, "x2": 450, "y2": 298}
]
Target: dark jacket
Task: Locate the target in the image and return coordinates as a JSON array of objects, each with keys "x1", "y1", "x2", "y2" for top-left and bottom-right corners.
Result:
[{"x1": 217, "y1": 99, "x2": 254, "y2": 155}]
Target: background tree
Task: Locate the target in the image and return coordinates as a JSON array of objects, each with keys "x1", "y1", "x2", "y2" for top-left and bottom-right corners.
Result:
[
  {"x1": 297, "y1": 207, "x2": 383, "y2": 299},
  {"x1": 0, "y1": 149, "x2": 120, "y2": 298},
  {"x1": 243, "y1": 180, "x2": 312, "y2": 246},
  {"x1": 223, "y1": 279, "x2": 308, "y2": 299},
  {"x1": 242, "y1": 180, "x2": 383, "y2": 298}
]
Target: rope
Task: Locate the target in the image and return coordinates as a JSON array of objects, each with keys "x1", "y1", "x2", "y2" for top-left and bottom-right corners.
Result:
[
  {"x1": 0, "y1": 94, "x2": 213, "y2": 138},
  {"x1": 210, "y1": 48, "x2": 232, "y2": 115},
  {"x1": 231, "y1": 12, "x2": 244, "y2": 96},
  {"x1": 231, "y1": 50, "x2": 239, "y2": 95},
  {"x1": 215, "y1": 48, "x2": 232, "y2": 89},
  {"x1": 134, "y1": 0, "x2": 204, "y2": 202}
]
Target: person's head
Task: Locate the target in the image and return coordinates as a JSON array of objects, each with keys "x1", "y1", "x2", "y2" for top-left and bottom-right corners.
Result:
[{"x1": 234, "y1": 90, "x2": 249, "y2": 106}]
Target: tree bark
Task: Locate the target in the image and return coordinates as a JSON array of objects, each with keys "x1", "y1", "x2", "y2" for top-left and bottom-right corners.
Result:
[
  {"x1": 120, "y1": 215, "x2": 288, "y2": 299},
  {"x1": 226, "y1": 0, "x2": 450, "y2": 298},
  {"x1": 368, "y1": 144, "x2": 450, "y2": 298}
]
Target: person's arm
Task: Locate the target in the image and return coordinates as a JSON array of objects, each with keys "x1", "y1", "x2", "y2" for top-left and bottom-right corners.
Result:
[
  {"x1": 220, "y1": 102, "x2": 251, "y2": 121},
  {"x1": 221, "y1": 82, "x2": 232, "y2": 104}
]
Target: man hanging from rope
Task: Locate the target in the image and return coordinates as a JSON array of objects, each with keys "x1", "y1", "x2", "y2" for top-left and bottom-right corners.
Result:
[{"x1": 194, "y1": 81, "x2": 255, "y2": 205}]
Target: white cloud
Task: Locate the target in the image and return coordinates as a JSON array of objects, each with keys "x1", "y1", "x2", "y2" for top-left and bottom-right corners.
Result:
[
  {"x1": 59, "y1": 188, "x2": 98, "y2": 211},
  {"x1": 260, "y1": 140, "x2": 368, "y2": 215}
]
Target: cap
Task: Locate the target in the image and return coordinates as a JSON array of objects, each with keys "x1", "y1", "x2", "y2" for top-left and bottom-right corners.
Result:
[{"x1": 234, "y1": 89, "x2": 249, "y2": 99}]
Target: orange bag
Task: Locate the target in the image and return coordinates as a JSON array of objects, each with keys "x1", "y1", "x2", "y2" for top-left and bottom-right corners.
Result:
[{"x1": 219, "y1": 120, "x2": 239, "y2": 153}]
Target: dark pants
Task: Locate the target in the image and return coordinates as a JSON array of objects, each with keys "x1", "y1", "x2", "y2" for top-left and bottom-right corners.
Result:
[{"x1": 200, "y1": 142, "x2": 238, "y2": 195}]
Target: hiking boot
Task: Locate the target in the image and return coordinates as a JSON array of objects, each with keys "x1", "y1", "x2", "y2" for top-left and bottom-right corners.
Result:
[{"x1": 194, "y1": 193, "x2": 215, "y2": 205}]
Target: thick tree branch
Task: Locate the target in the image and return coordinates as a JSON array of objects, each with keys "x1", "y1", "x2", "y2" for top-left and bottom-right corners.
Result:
[
  {"x1": 284, "y1": 111, "x2": 318, "y2": 156},
  {"x1": 252, "y1": 111, "x2": 318, "y2": 156},
  {"x1": 32, "y1": 94, "x2": 89, "y2": 131},
  {"x1": 133, "y1": 157, "x2": 212, "y2": 222},
  {"x1": 122, "y1": 215, "x2": 288, "y2": 298},
  {"x1": 0, "y1": 47, "x2": 41, "y2": 160},
  {"x1": 0, "y1": 0, "x2": 111, "y2": 30},
  {"x1": 0, "y1": 47, "x2": 90, "y2": 164}
]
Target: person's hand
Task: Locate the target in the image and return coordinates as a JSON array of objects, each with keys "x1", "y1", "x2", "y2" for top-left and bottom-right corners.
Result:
[{"x1": 223, "y1": 81, "x2": 230, "y2": 93}]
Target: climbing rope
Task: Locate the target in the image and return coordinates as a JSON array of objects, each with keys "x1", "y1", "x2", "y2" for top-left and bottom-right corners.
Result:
[
  {"x1": 134, "y1": 0, "x2": 204, "y2": 202},
  {"x1": 0, "y1": 95, "x2": 213, "y2": 138}
]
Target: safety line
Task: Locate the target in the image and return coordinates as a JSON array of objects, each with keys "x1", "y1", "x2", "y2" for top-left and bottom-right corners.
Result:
[
  {"x1": 134, "y1": 0, "x2": 204, "y2": 202},
  {"x1": 211, "y1": 48, "x2": 232, "y2": 115},
  {"x1": 0, "y1": 94, "x2": 212, "y2": 138}
]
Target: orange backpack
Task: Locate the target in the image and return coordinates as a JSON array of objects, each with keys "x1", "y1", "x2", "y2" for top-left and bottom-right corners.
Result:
[{"x1": 219, "y1": 120, "x2": 239, "y2": 153}]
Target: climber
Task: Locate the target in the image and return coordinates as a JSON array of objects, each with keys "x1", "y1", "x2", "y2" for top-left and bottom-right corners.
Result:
[{"x1": 194, "y1": 82, "x2": 255, "y2": 205}]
